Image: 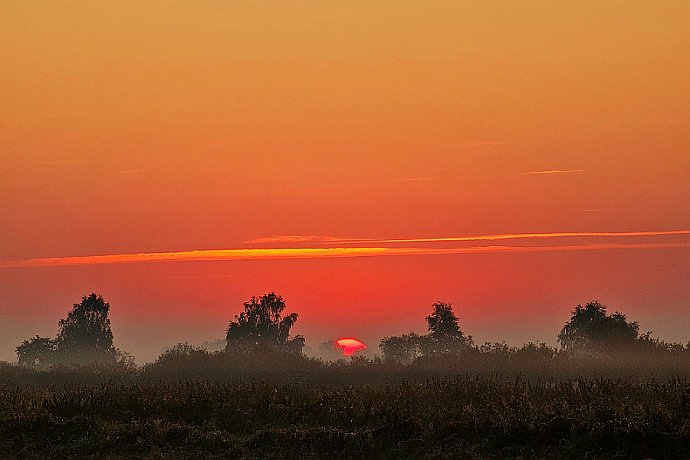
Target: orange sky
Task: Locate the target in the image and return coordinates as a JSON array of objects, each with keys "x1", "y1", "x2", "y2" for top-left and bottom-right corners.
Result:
[{"x1": 1, "y1": 1, "x2": 690, "y2": 362}]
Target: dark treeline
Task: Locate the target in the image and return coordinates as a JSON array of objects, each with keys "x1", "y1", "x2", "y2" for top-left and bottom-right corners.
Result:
[
  {"x1": 380, "y1": 299, "x2": 689, "y2": 364},
  {"x1": 4, "y1": 292, "x2": 690, "y2": 387}
]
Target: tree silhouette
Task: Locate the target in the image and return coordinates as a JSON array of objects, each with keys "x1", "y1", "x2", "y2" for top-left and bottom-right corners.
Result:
[
  {"x1": 16, "y1": 293, "x2": 119, "y2": 366},
  {"x1": 226, "y1": 292, "x2": 305, "y2": 354},
  {"x1": 424, "y1": 302, "x2": 473, "y2": 355},
  {"x1": 557, "y1": 300, "x2": 639, "y2": 352},
  {"x1": 16, "y1": 336, "x2": 56, "y2": 367},
  {"x1": 55, "y1": 293, "x2": 116, "y2": 363}
]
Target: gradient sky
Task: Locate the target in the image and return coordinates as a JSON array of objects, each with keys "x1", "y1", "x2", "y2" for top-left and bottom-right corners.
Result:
[{"x1": 2, "y1": 1, "x2": 690, "y2": 362}]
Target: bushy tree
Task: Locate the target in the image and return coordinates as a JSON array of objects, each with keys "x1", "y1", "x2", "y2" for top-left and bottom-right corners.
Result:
[
  {"x1": 226, "y1": 292, "x2": 305, "y2": 354},
  {"x1": 55, "y1": 293, "x2": 117, "y2": 363},
  {"x1": 379, "y1": 332, "x2": 425, "y2": 364},
  {"x1": 557, "y1": 301, "x2": 639, "y2": 352},
  {"x1": 16, "y1": 293, "x2": 120, "y2": 366},
  {"x1": 16, "y1": 336, "x2": 56, "y2": 367},
  {"x1": 424, "y1": 302, "x2": 473, "y2": 355},
  {"x1": 155, "y1": 342, "x2": 209, "y2": 364}
]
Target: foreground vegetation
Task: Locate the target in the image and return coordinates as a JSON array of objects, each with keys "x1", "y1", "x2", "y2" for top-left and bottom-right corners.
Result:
[
  {"x1": 4, "y1": 351, "x2": 690, "y2": 458},
  {"x1": 3, "y1": 365, "x2": 690, "y2": 458}
]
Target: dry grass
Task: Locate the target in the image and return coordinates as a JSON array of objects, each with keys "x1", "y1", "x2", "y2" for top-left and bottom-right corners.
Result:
[{"x1": 3, "y1": 351, "x2": 690, "y2": 458}]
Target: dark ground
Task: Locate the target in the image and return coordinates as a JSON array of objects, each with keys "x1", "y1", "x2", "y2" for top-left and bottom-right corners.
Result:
[{"x1": 3, "y1": 354, "x2": 690, "y2": 458}]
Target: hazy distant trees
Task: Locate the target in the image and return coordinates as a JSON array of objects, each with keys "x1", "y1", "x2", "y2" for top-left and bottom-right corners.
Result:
[
  {"x1": 16, "y1": 293, "x2": 120, "y2": 366},
  {"x1": 199, "y1": 338, "x2": 227, "y2": 353},
  {"x1": 317, "y1": 340, "x2": 345, "y2": 361},
  {"x1": 379, "y1": 332, "x2": 424, "y2": 365},
  {"x1": 380, "y1": 302, "x2": 473, "y2": 363},
  {"x1": 557, "y1": 301, "x2": 639, "y2": 352},
  {"x1": 226, "y1": 292, "x2": 305, "y2": 354}
]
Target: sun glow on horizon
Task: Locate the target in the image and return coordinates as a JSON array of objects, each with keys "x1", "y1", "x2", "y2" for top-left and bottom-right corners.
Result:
[{"x1": 335, "y1": 338, "x2": 368, "y2": 357}]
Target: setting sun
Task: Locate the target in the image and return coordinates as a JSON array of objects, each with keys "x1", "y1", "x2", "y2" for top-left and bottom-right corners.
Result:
[
  {"x1": 2, "y1": 1, "x2": 690, "y2": 457},
  {"x1": 335, "y1": 338, "x2": 368, "y2": 357}
]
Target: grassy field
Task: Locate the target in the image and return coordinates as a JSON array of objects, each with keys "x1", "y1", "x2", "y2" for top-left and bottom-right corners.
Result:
[{"x1": 3, "y1": 353, "x2": 690, "y2": 458}]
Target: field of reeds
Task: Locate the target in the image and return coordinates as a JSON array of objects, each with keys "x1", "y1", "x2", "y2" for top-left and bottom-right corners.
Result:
[{"x1": 3, "y1": 350, "x2": 690, "y2": 458}]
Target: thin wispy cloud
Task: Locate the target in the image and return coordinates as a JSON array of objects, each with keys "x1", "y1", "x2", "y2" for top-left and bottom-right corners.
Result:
[
  {"x1": 462, "y1": 141, "x2": 545, "y2": 147},
  {"x1": 246, "y1": 230, "x2": 690, "y2": 246},
  {"x1": 161, "y1": 274, "x2": 240, "y2": 279},
  {"x1": 112, "y1": 169, "x2": 148, "y2": 175},
  {"x1": 3, "y1": 242, "x2": 690, "y2": 269},
  {"x1": 38, "y1": 159, "x2": 82, "y2": 166},
  {"x1": 0, "y1": 248, "x2": 391, "y2": 268},
  {"x1": 520, "y1": 169, "x2": 587, "y2": 176},
  {"x1": 389, "y1": 177, "x2": 437, "y2": 182},
  {"x1": 246, "y1": 236, "x2": 345, "y2": 244}
]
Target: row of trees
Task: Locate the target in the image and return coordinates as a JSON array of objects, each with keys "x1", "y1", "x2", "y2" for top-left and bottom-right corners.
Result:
[
  {"x1": 380, "y1": 300, "x2": 674, "y2": 364},
  {"x1": 15, "y1": 292, "x2": 679, "y2": 367},
  {"x1": 15, "y1": 292, "x2": 307, "y2": 367}
]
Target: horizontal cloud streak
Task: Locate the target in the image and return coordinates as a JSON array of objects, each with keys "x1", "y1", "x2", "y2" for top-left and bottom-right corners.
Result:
[
  {"x1": 1, "y1": 248, "x2": 392, "y2": 268},
  {"x1": 520, "y1": 169, "x2": 587, "y2": 175},
  {"x1": 247, "y1": 236, "x2": 345, "y2": 244},
  {"x1": 389, "y1": 177, "x2": 436, "y2": 182},
  {"x1": 38, "y1": 159, "x2": 81, "y2": 166},
  {"x1": 112, "y1": 169, "x2": 148, "y2": 175},
  {"x1": 246, "y1": 230, "x2": 690, "y2": 245},
  {"x1": 462, "y1": 141, "x2": 543, "y2": 146},
  {"x1": 2, "y1": 242, "x2": 690, "y2": 268}
]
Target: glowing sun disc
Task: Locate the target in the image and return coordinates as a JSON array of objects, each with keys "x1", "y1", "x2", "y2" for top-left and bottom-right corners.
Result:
[{"x1": 335, "y1": 338, "x2": 367, "y2": 356}]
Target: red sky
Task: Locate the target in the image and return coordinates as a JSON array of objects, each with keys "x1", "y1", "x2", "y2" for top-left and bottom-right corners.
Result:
[{"x1": 2, "y1": 1, "x2": 690, "y2": 362}]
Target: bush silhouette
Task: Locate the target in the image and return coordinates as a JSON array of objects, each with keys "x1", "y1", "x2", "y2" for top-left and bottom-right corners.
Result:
[
  {"x1": 381, "y1": 302, "x2": 473, "y2": 363},
  {"x1": 557, "y1": 300, "x2": 639, "y2": 352},
  {"x1": 15, "y1": 335, "x2": 56, "y2": 368}
]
